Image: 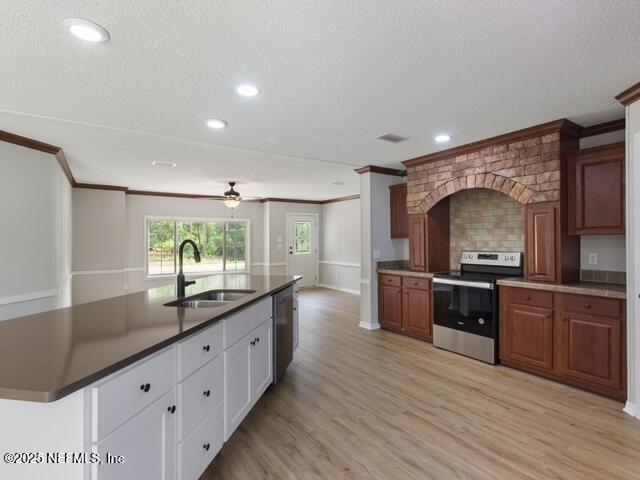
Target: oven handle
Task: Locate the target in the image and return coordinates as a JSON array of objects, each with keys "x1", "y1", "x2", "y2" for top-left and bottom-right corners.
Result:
[{"x1": 433, "y1": 278, "x2": 494, "y2": 290}]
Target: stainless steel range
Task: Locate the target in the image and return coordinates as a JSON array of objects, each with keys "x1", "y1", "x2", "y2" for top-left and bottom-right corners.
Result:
[{"x1": 432, "y1": 251, "x2": 523, "y2": 364}]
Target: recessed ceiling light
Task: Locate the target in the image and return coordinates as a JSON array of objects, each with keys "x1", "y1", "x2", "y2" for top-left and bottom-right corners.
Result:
[
  {"x1": 152, "y1": 161, "x2": 177, "y2": 168},
  {"x1": 206, "y1": 119, "x2": 228, "y2": 129},
  {"x1": 236, "y1": 84, "x2": 259, "y2": 97},
  {"x1": 435, "y1": 134, "x2": 451, "y2": 143},
  {"x1": 64, "y1": 18, "x2": 110, "y2": 43}
]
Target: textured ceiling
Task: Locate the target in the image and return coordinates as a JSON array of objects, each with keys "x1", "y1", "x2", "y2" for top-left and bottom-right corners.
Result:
[{"x1": 0, "y1": 0, "x2": 638, "y2": 199}]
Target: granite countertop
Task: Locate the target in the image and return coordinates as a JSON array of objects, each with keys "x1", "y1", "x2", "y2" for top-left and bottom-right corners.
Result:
[
  {"x1": 376, "y1": 268, "x2": 435, "y2": 279},
  {"x1": 0, "y1": 274, "x2": 299, "y2": 403},
  {"x1": 376, "y1": 260, "x2": 435, "y2": 278},
  {"x1": 497, "y1": 278, "x2": 626, "y2": 300}
]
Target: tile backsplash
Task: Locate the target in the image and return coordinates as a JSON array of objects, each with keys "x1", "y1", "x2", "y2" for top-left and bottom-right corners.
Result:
[
  {"x1": 580, "y1": 270, "x2": 626, "y2": 285},
  {"x1": 449, "y1": 189, "x2": 524, "y2": 270}
]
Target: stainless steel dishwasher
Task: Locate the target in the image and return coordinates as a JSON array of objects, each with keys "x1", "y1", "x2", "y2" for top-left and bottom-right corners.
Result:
[{"x1": 272, "y1": 286, "x2": 294, "y2": 383}]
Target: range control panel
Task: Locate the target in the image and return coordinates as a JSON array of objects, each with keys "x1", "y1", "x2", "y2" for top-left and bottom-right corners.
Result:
[{"x1": 460, "y1": 251, "x2": 522, "y2": 268}]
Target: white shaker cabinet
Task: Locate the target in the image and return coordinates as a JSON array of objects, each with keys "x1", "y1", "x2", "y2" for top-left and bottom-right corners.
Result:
[{"x1": 92, "y1": 389, "x2": 177, "y2": 480}]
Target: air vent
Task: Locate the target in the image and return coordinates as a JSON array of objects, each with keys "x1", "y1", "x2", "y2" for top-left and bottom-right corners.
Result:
[{"x1": 376, "y1": 133, "x2": 408, "y2": 143}]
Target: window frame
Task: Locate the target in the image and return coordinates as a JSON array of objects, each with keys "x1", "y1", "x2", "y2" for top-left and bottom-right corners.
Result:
[{"x1": 144, "y1": 215, "x2": 251, "y2": 279}]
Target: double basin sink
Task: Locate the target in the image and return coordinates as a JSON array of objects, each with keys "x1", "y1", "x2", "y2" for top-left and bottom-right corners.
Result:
[{"x1": 164, "y1": 289, "x2": 256, "y2": 308}]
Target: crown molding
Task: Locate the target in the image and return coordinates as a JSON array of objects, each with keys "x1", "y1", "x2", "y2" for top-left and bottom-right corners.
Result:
[
  {"x1": 354, "y1": 165, "x2": 406, "y2": 176},
  {"x1": 580, "y1": 118, "x2": 625, "y2": 138},
  {"x1": 402, "y1": 118, "x2": 583, "y2": 168},
  {"x1": 615, "y1": 81, "x2": 640, "y2": 106},
  {"x1": 0, "y1": 129, "x2": 76, "y2": 185}
]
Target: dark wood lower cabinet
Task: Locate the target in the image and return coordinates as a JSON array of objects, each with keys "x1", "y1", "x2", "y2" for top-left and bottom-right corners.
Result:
[
  {"x1": 378, "y1": 283, "x2": 403, "y2": 333},
  {"x1": 502, "y1": 303, "x2": 554, "y2": 372},
  {"x1": 403, "y1": 279, "x2": 432, "y2": 341},
  {"x1": 557, "y1": 294, "x2": 624, "y2": 395},
  {"x1": 378, "y1": 274, "x2": 432, "y2": 341},
  {"x1": 500, "y1": 286, "x2": 626, "y2": 400}
]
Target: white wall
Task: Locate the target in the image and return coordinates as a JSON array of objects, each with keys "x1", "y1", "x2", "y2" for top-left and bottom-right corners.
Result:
[
  {"x1": 625, "y1": 100, "x2": 640, "y2": 419},
  {"x1": 0, "y1": 142, "x2": 72, "y2": 321},
  {"x1": 578, "y1": 130, "x2": 627, "y2": 272},
  {"x1": 359, "y1": 174, "x2": 406, "y2": 329},
  {"x1": 319, "y1": 198, "x2": 361, "y2": 294},
  {"x1": 262, "y1": 201, "x2": 322, "y2": 278},
  {"x1": 72, "y1": 188, "x2": 126, "y2": 304}
]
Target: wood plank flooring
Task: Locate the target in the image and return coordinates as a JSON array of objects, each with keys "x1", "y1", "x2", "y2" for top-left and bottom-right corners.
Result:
[{"x1": 203, "y1": 288, "x2": 640, "y2": 480}]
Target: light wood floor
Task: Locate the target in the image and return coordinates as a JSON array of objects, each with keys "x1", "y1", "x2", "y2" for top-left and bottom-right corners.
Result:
[{"x1": 203, "y1": 288, "x2": 640, "y2": 480}]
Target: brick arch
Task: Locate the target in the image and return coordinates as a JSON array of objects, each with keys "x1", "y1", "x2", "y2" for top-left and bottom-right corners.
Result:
[{"x1": 419, "y1": 172, "x2": 535, "y2": 213}]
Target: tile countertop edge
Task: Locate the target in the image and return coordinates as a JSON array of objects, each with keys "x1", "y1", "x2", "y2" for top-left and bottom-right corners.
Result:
[
  {"x1": 496, "y1": 279, "x2": 626, "y2": 300},
  {"x1": 377, "y1": 269, "x2": 435, "y2": 278},
  {"x1": 0, "y1": 275, "x2": 301, "y2": 404}
]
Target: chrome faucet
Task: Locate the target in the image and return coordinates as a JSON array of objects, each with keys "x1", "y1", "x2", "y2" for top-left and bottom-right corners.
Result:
[{"x1": 177, "y1": 239, "x2": 201, "y2": 297}]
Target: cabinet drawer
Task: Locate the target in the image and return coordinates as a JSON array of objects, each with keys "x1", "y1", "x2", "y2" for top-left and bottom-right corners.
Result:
[
  {"x1": 177, "y1": 321, "x2": 223, "y2": 381},
  {"x1": 379, "y1": 274, "x2": 401, "y2": 287},
  {"x1": 403, "y1": 276, "x2": 430, "y2": 290},
  {"x1": 179, "y1": 403, "x2": 223, "y2": 480},
  {"x1": 91, "y1": 347, "x2": 176, "y2": 442},
  {"x1": 223, "y1": 297, "x2": 272, "y2": 349},
  {"x1": 504, "y1": 287, "x2": 553, "y2": 309},
  {"x1": 178, "y1": 355, "x2": 223, "y2": 441},
  {"x1": 560, "y1": 294, "x2": 622, "y2": 318}
]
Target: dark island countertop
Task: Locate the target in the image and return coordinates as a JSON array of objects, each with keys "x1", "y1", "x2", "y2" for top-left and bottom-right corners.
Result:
[{"x1": 0, "y1": 274, "x2": 299, "y2": 403}]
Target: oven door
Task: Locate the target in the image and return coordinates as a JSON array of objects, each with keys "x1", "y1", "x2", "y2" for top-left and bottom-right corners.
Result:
[{"x1": 432, "y1": 278, "x2": 496, "y2": 338}]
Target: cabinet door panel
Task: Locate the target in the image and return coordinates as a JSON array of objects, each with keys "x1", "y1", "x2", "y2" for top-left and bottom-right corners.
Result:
[
  {"x1": 502, "y1": 304, "x2": 553, "y2": 371},
  {"x1": 251, "y1": 320, "x2": 273, "y2": 402},
  {"x1": 403, "y1": 286, "x2": 431, "y2": 340},
  {"x1": 408, "y1": 215, "x2": 426, "y2": 271},
  {"x1": 223, "y1": 336, "x2": 252, "y2": 440},
  {"x1": 378, "y1": 283, "x2": 403, "y2": 332},
  {"x1": 568, "y1": 143, "x2": 625, "y2": 235},
  {"x1": 390, "y1": 184, "x2": 409, "y2": 238},
  {"x1": 526, "y1": 203, "x2": 557, "y2": 282},
  {"x1": 559, "y1": 311, "x2": 622, "y2": 391},
  {"x1": 93, "y1": 390, "x2": 176, "y2": 480}
]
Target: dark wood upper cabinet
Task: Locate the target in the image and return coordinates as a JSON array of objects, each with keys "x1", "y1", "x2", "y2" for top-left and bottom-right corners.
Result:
[
  {"x1": 567, "y1": 142, "x2": 625, "y2": 235},
  {"x1": 525, "y1": 202, "x2": 557, "y2": 282},
  {"x1": 389, "y1": 184, "x2": 409, "y2": 238},
  {"x1": 408, "y1": 215, "x2": 426, "y2": 271},
  {"x1": 408, "y1": 198, "x2": 450, "y2": 273}
]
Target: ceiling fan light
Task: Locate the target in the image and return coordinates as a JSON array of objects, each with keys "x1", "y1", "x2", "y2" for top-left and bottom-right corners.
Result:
[
  {"x1": 223, "y1": 198, "x2": 241, "y2": 209},
  {"x1": 223, "y1": 182, "x2": 241, "y2": 209}
]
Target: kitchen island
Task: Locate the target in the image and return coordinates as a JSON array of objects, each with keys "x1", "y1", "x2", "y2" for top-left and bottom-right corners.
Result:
[{"x1": 0, "y1": 274, "x2": 300, "y2": 480}]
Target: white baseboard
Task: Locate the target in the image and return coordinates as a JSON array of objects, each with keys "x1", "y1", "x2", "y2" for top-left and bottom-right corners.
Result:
[
  {"x1": 358, "y1": 321, "x2": 381, "y2": 331},
  {"x1": 623, "y1": 401, "x2": 637, "y2": 417},
  {"x1": 317, "y1": 283, "x2": 360, "y2": 295}
]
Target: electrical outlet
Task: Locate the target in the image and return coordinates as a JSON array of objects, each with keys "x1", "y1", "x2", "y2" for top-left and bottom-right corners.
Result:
[
  {"x1": 588, "y1": 252, "x2": 598, "y2": 266},
  {"x1": 373, "y1": 249, "x2": 381, "y2": 259}
]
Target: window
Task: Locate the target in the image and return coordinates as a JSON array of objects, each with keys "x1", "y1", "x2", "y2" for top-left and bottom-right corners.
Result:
[
  {"x1": 293, "y1": 221, "x2": 311, "y2": 254},
  {"x1": 147, "y1": 218, "x2": 248, "y2": 276}
]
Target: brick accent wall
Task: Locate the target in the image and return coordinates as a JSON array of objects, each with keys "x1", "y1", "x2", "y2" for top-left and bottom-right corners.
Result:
[
  {"x1": 449, "y1": 189, "x2": 524, "y2": 269},
  {"x1": 407, "y1": 132, "x2": 562, "y2": 214}
]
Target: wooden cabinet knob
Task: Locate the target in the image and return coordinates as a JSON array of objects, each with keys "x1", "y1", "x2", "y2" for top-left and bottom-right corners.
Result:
[{"x1": 584, "y1": 303, "x2": 591, "y2": 309}]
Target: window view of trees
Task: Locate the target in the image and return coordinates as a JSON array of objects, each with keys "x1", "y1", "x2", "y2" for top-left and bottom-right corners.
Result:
[
  {"x1": 147, "y1": 219, "x2": 247, "y2": 275},
  {"x1": 294, "y1": 221, "x2": 311, "y2": 253}
]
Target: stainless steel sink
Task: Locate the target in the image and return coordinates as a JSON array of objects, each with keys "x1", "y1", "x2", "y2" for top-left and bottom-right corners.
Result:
[{"x1": 164, "y1": 289, "x2": 256, "y2": 308}]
